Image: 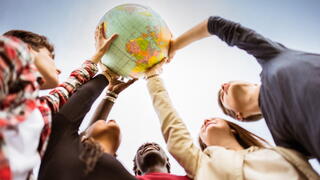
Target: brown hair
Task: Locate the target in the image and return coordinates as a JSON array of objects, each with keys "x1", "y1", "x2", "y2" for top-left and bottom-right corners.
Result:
[
  {"x1": 218, "y1": 89, "x2": 263, "y2": 122},
  {"x1": 3, "y1": 30, "x2": 55, "y2": 57},
  {"x1": 79, "y1": 132, "x2": 104, "y2": 175},
  {"x1": 198, "y1": 120, "x2": 270, "y2": 151}
]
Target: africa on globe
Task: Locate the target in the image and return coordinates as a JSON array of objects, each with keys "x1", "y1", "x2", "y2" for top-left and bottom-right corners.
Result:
[{"x1": 98, "y1": 3, "x2": 172, "y2": 78}]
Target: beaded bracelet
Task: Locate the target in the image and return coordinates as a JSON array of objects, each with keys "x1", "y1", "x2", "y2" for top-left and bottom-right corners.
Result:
[
  {"x1": 103, "y1": 95, "x2": 116, "y2": 103},
  {"x1": 106, "y1": 90, "x2": 118, "y2": 98}
]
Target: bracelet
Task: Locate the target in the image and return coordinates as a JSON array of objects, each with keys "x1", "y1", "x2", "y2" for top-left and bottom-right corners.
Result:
[
  {"x1": 103, "y1": 95, "x2": 116, "y2": 103},
  {"x1": 106, "y1": 90, "x2": 118, "y2": 98},
  {"x1": 146, "y1": 74, "x2": 159, "y2": 80}
]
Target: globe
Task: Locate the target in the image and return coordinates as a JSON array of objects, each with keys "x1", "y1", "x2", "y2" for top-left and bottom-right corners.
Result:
[{"x1": 98, "y1": 4, "x2": 172, "y2": 78}]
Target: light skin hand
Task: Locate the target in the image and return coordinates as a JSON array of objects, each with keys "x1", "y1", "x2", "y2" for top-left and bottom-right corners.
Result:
[
  {"x1": 166, "y1": 19, "x2": 211, "y2": 63},
  {"x1": 100, "y1": 64, "x2": 137, "y2": 94},
  {"x1": 107, "y1": 78, "x2": 137, "y2": 95},
  {"x1": 144, "y1": 58, "x2": 167, "y2": 78},
  {"x1": 167, "y1": 39, "x2": 177, "y2": 63},
  {"x1": 92, "y1": 22, "x2": 118, "y2": 64}
]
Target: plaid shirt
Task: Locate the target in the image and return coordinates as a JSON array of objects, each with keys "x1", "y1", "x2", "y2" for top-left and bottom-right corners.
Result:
[
  {"x1": 0, "y1": 36, "x2": 42, "y2": 180},
  {"x1": 37, "y1": 60, "x2": 98, "y2": 156},
  {"x1": 0, "y1": 36, "x2": 42, "y2": 128},
  {"x1": 0, "y1": 36, "x2": 98, "y2": 180}
]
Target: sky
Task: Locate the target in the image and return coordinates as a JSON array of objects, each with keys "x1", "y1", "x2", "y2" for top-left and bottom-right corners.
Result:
[{"x1": 1, "y1": 0, "x2": 319, "y2": 176}]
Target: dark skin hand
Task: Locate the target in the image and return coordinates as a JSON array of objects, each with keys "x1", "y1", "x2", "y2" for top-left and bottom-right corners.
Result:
[{"x1": 89, "y1": 69, "x2": 137, "y2": 125}]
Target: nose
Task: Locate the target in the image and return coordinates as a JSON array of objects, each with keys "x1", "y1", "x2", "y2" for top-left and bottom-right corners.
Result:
[
  {"x1": 56, "y1": 69, "x2": 61, "y2": 75},
  {"x1": 107, "y1": 119, "x2": 117, "y2": 124},
  {"x1": 222, "y1": 83, "x2": 229, "y2": 93},
  {"x1": 204, "y1": 119, "x2": 211, "y2": 126}
]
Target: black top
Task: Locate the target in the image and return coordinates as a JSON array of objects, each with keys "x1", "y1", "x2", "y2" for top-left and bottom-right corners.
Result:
[
  {"x1": 208, "y1": 16, "x2": 320, "y2": 160},
  {"x1": 38, "y1": 75, "x2": 137, "y2": 180}
]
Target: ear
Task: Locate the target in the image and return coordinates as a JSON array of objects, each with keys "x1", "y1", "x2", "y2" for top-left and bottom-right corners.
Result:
[
  {"x1": 136, "y1": 170, "x2": 142, "y2": 176},
  {"x1": 235, "y1": 112, "x2": 244, "y2": 121}
]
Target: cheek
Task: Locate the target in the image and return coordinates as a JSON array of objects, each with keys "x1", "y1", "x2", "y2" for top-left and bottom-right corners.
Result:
[{"x1": 224, "y1": 95, "x2": 241, "y2": 112}]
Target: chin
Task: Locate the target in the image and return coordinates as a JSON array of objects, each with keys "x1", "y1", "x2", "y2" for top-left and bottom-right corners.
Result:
[
  {"x1": 141, "y1": 151, "x2": 165, "y2": 168},
  {"x1": 106, "y1": 123, "x2": 121, "y2": 133}
]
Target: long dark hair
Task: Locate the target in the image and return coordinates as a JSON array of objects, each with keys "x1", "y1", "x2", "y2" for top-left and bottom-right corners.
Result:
[
  {"x1": 199, "y1": 120, "x2": 270, "y2": 151},
  {"x1": 217, "y1": 89, "x2": 263, "y2": 121},
  {"x1": 79, "y1": 132, "x2": 104, "y2": 175}
]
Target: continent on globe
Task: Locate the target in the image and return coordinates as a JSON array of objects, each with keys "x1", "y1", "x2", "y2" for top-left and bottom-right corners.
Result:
[{"x1": 98, "y1": 3, "x2": 172, "y2": 78}]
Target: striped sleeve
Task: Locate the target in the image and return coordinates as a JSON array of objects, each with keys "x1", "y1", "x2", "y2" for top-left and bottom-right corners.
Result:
[{"x1": 42, "y1": 60, "x2": 98, "y2": 113}]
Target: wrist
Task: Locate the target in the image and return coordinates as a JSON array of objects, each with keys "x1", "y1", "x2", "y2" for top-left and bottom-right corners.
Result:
[
  {"x1": 145, "y1": 74, "x2": 159, "y2": 80},
  {"x1": 103, "y1": 94, "x2": 116, "y2": 103},
  {"x1": 106, "y1": 90, "x2": 118, "y2": 98},
  {"x1": 90, "y1": 55, "x2": 99, "y2": 64}
]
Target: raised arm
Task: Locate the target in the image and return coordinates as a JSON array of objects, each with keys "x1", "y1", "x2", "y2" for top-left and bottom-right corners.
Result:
[
  {"x1": 170, "y1": 16, "x2": 284, "y2": 62},
  {"x1": 168, "y1": 20, "x2": 210, "y2": 62},
  {"x1": 89, "y1": 71, "x2": 137, "y2": 125},
  {"x1": 57, "y1": 74, "x2": 108, "y2": 127},
  {"x1": 42, "y1": 25, "x2": 118, "y2": 113},
  {"x1": 146, "y1": 73, "x2": 201, "y2": 178},
  {"x1": 41, "y1": 60, "x2": 99, "y2": 113}
]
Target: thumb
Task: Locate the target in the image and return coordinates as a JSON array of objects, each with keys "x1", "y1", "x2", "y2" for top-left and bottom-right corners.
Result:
[{"x1": 101, "y1": 34, "x2": 118, "y2": 52}]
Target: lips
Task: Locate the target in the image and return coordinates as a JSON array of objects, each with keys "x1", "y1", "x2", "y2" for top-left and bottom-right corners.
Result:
[{"x1": 205, "y1": 120, "x2": 217, "y2": 129}]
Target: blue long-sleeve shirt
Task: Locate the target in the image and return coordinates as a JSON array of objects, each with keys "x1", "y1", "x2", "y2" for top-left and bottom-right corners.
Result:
[{"x1": 208, "y1": 16, "x2": 320, "y2": 161}]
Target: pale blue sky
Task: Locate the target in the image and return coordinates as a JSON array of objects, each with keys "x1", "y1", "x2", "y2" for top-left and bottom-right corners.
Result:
[{"x1": 1, "y1": 0, "x2": 319, "y2": 175}]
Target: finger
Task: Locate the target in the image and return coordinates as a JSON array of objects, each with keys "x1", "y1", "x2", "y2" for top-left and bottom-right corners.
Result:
[
  {"x1": 128, "y1": 78, "x2": 138, "y2": 84},
  {"x1": 157, "y1": 58, "x2": 166, "y2": 67},
  {"x1": 106, "y1": 34, "x2": 118, "y2": 44},
  {"x1": 101, "y1": 34, "x2": 118, "y2": 51},
  {"x1": 123, "y1": 78, "x2": 137, "y2": 87},
  {"x1": 146, "y1": 59, "x2": 166, "y2": 73},
  {"x1": 95, "y1": 26, "x2": 99, "y2": 41},
  {"x1": 100, "y1": 22, "x2": 106, "y2": 39},
  {"x1": 166, "y1": 57, "x2": 172, "y2": 63},
  {"x1": 98, "y1": 34, "x2": 118, "y2": 55}
]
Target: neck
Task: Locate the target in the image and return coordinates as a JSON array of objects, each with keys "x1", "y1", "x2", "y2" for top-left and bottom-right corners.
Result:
[
  {"x1": 208, "y1": 132, "x2": 244, "y2": 151},
  {"x1": 244, "y1": 85, "x2": 261, "y2": 116},
  {"x1": 95, "y1": 139, "x2": 115, "y2": 156},
  {"x1": 144, "y1": 165, "x2": 168, "y2": 174}
]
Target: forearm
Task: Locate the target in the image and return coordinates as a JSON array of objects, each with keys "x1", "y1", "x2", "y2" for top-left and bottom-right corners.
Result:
[
  {"x1": 58, "y1": 74, "x2": 108, "y2": 123},
  {"x1": 174, "y1": 19, "x2": 211, "y2": 51},
  {"x1": 147, "y1": 76, "x2": 200, "y2": 177},
  {"x1": 207, "y1": 16, "x2": 282, "y2": 59},
  {"x1": 44, "y1": 60, "x2": 98, "y2": 113},
  {"x1": 89, "y1": 98, "x2": 114, "y2": 125}
]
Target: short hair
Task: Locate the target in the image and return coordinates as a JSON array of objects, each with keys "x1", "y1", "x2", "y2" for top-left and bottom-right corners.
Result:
[
  {"x1": 217, "y1": 89, "x2": 263, "y2": 122},
  {"x1": 3, "y1": 30, "x2": 55, "y2": 58},
  {"x1": 133, "y1": 142, "x2": 171, "y2": 175},
  {"x1": 198, "y1": 119, "x2": 270, "y2": 151}
]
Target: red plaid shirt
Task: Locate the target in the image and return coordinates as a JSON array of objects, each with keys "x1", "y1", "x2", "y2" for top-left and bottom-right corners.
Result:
[
  {"x1": 0, "y1": 36, "x2": 41, "y2": 128},
  {"x1": 0, "y1": 36, "x2": 41, "y2": 180},
  {"x1": 0, "y1": 36, "x2": 98, "y2": 179},
  {"x1": 37, "y1": 60, "x2": 98, "y2": 156}
]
